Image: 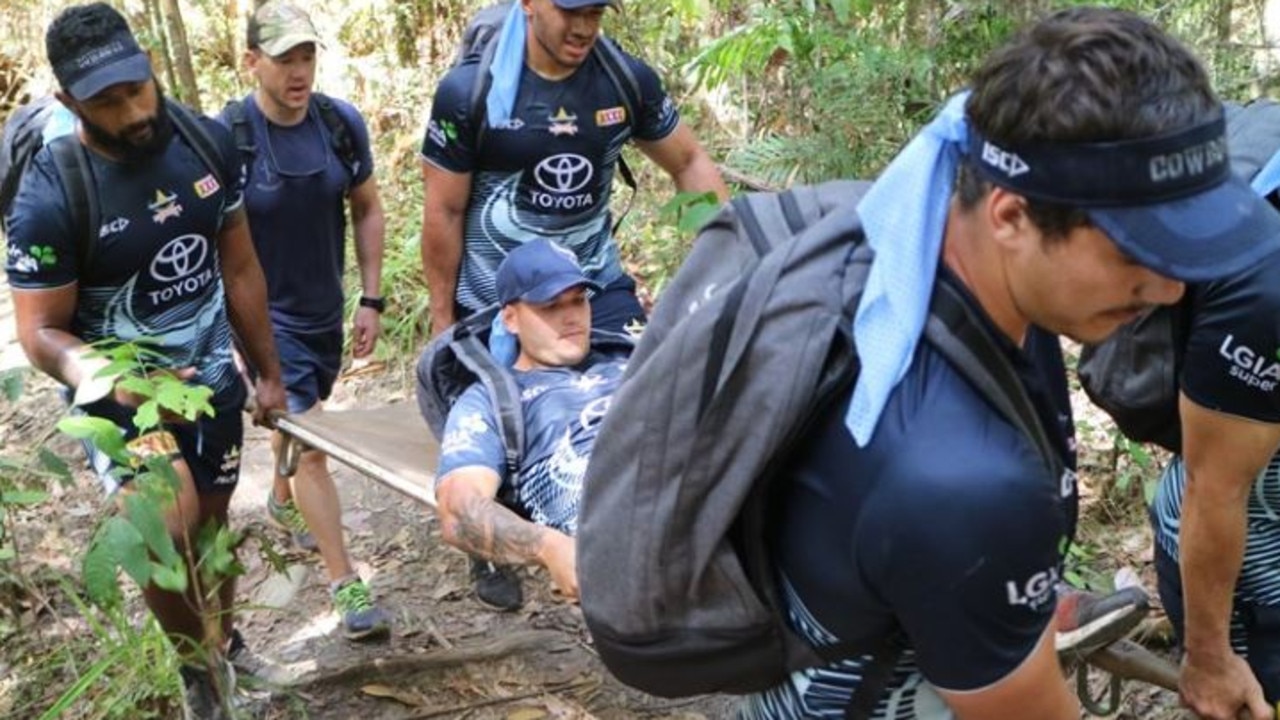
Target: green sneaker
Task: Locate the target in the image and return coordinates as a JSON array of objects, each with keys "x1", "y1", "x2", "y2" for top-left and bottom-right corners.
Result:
[
  {"x1": 332, "y1": 579, "x2": 391, "y2": 641},
  {"x1": 266, "y1": 491, "x2": 317, "y2": 553}
]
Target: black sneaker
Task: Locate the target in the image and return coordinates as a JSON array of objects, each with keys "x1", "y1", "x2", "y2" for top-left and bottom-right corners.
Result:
[
  {"x1": 227, "y1": 628, "x2": 277, "y2": 683},
  {"x1": 1054, "y1": 584, "x2": 1150, "y2": 659},
  {"x1": 179, "y1": 662, "x2": 234, "y2": 720},
  {"x1": 470, "y1": 557, "x2": 523, "y2": 611}
]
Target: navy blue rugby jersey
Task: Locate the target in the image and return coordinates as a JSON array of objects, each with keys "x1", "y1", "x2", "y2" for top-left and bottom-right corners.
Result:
[
  {"x1": 421, "y1": 44, "x2": 679, "y2": 312},
  {"x1": 743, "y1": 274, "x2": 1078, "y2": 720},
  {"x1": 5, "y1": 114, "x2": 247, "y2": 397},
  {"x1": 220, "y1": 95, "x2": 374, "y2": 332},
  {"x1": 436, "y1": 355, "x2": 625, "y2": 535},
  {"x1": 1152, "y1": 248, "x2": 1280, "y2": 606}
]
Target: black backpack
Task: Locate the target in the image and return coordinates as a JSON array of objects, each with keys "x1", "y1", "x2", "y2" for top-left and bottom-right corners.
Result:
[
  {"x1": 454, "y1": 1, "x2": 640, "y2": 227},
  {"x1": 1, "y1": 97, "x2": 230, "y2": 268},
  {"x1": 221, "y1": 93, "x2": 361, "y2": 184},
  {"x1": 414, "y1": 305, "x2": 632, "y2": 504},
  {"x1": 576, "y1": 181, "x2": 1066, "y2": 717},
  {"x1": 1077, "y1": 99, "x2": 1280, "y2": 453},
  {"x1": 0, "y1": 95, "x2": 62, "y2": 224}
]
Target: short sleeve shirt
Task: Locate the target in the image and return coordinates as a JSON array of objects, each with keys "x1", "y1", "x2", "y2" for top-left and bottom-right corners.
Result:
[
  {"x1": 219, "y1": 95, "x2": 375, "y2": 332},
  {"x1": 421, "y1": 45, "x2": 679, "y2": 312},
  {"x1": 742, "y1": 276, "x2": 1078, "y2": 719},
  {"x1": 437, "y1": 355, "x2": 626, "y2": 535},
  {"x1": 1151, "y1": 248, "x2": 1280, "y2": 603},
  {"x1": 4, "y1": 114, "x2": 247, "y2": 397}
]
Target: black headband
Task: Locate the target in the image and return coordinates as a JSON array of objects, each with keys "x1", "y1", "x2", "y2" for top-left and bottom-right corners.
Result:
[{"x1": 968, "y1": 116, "x2": 1229, "y2": 208}]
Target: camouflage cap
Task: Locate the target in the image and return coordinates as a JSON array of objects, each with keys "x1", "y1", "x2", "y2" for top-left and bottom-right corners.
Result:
[{"x1": 248, "y1": 1, "x2": 324, "y2": 57}]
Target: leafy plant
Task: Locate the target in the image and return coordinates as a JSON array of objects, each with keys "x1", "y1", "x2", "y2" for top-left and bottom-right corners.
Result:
[
  {"x1": 1112, "y1": 434, "x2": 1160, "y2": 506},
  {"x1": 660, "y1": 190, "x2": 722, "y2": 237},
  {"x1": 52, "y1": 340, "x2": 236, "y2": 610}
]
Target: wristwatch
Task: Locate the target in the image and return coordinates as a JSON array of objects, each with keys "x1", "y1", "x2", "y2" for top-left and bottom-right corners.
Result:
[{"x1": 358, "y1": 295, "x2": 386, "y2": 313}]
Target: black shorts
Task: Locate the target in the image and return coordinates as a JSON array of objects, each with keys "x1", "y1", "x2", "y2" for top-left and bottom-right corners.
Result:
[
  {"x1": 275, "y1": 324, "x2": 343, "y2": 413},
  {"x1": 80, "y1": 389, "x2": 245, "y2": 496}
]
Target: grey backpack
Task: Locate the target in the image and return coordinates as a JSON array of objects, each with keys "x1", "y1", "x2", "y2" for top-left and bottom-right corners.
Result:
[
  {"x1": 577, "y1": 180, "x2": 1065, "y2": 717},
  {"x1": 1078, "y1": 99, "x2": 1280, "y2": 453}
]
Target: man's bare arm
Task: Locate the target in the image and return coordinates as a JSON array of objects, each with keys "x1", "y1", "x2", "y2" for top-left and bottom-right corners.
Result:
[
  {"x1": 635, "y1": 122, "x2": 729, "y2": 203},
  {"x1": 420, "y1": 161, "x2": 472, "y2": 337},
  {"x1": 1176, "y1": 392, "x2": 1280, "y2": 720},
  {"x1": 437, "y1": 466, "x2": 551, "y2": 564}
]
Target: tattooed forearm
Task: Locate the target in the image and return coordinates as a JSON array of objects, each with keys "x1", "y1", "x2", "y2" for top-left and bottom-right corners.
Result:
[{"x1": 447, "y1": 492, "x2": 547, "y2": 565}]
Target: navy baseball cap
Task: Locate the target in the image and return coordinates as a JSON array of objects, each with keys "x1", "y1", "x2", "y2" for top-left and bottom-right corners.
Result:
[
  {"x1": 552, "y1": 0, "x2": 618, "y2": 8},
  {"x1": 47, "y1": 4, "x2": 152, "y2": 101},
  {"x1": 969, "y1": 113, "x2": 1280, "y2": 283},
  {"x1": 496, "y1": 239, "x2": 602, "y2": 306}
]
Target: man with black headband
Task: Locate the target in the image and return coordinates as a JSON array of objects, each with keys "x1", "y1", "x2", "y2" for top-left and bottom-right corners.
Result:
[
  {"x1": 741, "y1": 7, "x2": 1280, "y2": 720},
  {"x1": 4, "y1": 3, "x2": 284, "y2": 717}
]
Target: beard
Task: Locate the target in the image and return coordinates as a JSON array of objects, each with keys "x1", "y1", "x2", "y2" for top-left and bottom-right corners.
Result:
[{"x1": 78, "y1": 86, "x2": 175, "y2": 164}]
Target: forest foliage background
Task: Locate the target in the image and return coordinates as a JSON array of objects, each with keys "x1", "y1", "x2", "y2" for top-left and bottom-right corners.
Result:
[{"x1": 5, "y1": 0, "x2": 1280, "y2": 356}]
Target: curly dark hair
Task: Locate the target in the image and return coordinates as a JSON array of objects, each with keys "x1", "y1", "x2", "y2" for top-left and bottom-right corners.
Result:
[
  {"x1": 956, "y1": 7, "x2": 1221, "y2": 239},
  {"x1": 45, "y1": 3, "x2": 133, "y2": 73}
]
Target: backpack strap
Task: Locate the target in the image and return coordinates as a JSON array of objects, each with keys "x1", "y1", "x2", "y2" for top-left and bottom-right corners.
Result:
[
  {"x1": 312, "y1": 92, "x2": 362, "y2": 180},
  {"x1": 925, "y1": 278, "x2": 1063, "y2": 478},
  {"x1": 166, "y1": 100, "x2": 227, "y2": 192},
  {"x1": 221, "y1": 98, "x2": 257, "y2": 163},
  {"x1": 592, "y1": 36, "x2": 642, "y2": 234},
  {"x1": 450, "y1": 319, "x2": 525, "y2": 485},
  {"x1": 468, "y1": 36, "x2": 503, "y2": 154},
  {"x1": 700, "y1": 190, "x2": 809, "y2": 415},
  {"x1": 48, "y1": 136, "x2": 99, "y2": 271}
]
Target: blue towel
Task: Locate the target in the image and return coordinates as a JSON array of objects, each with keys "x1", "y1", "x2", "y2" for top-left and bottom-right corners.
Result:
[
  {"x1": 42, "y1": 103, "x2": 77, "y2": 143},
  {"x1": 846, "y1": 91, "x2": 971, "y2": 446},
  {"x1": 489, "y1": 312, "x2": 519, "y2": 367},
  {"x1": 1252, "y1": 147, "x2": 1280, "y2": 198},
  {"x1": 485, "y1": 3, "x2": 527, "y2": 127}
]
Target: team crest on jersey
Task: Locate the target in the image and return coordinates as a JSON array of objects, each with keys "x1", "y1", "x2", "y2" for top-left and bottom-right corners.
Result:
[
  {"x1": 595, "y1": 106, "x2": 627, "y2": 127},
  {"x1": 149, "y1": 189, "x2": 183, "y2": 225},
  {"x1": 548, "y1": 107, "x2": 579, "y2": 136},
  {"x1": 193, "y1": 173, "x2": 220, "y2": 199}
]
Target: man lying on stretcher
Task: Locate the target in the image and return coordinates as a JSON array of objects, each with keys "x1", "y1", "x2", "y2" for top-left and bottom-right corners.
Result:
[{"x1": 433, "y1": 239, "x2": 629, "y2": 603}]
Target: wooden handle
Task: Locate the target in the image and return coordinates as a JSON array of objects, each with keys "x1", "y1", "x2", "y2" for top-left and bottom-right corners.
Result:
[{"x1": 1085, "y1": 638, "x2": 1180, "y2": 692}]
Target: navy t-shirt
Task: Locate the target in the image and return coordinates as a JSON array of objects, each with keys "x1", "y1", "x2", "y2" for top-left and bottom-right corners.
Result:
[
  {"x1": 219, "y1": 95, "x2": 374, "y2": 332},
  {"x1": 1152, "y1": 247, "x2": 1280, "y2": 606},
  {"x1": 437, "y1": 355, "x2": 626, "y2": 535},
  {"x1": 5, "y1": 115, "x2": 247, "y2": 399},
  {"x1": 421, "y1": 45, "x2": 679, "y2": 312},
  {"x1": 742, "y1": 274, "x2": 1078, "y2": 719}
]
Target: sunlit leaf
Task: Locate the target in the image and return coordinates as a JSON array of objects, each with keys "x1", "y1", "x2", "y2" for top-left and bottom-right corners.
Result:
[
  {"x1": 150, "y1": 563, "x2": 188, "y2": 593},
  {"x1": 133, "y1": 399, "x2": 161, "y2": 432},
  {"x1": 2, "y1": 489, "x2": 49, "y2": 505},
  {"x1": 1, "y1": 369, "x2": 24, "y2": 402}
]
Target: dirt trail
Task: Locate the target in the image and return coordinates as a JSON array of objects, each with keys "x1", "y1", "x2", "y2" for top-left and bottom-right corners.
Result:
[
  {"x1": 0, "y1": 272, "x2": 734, "y2": 719},
  {"x1": 0, "y1": 270, "x2": 1183, "y2": 719}
]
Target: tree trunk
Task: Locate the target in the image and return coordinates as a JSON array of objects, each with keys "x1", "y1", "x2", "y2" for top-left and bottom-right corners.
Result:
[
  {"x1": 144, "y1": 0, "x2": 181, "y2": 103},
  {"x1": 1260, "y1": 0, "x2": 1280, "y2": 94},
  {"x1": 161, "y1": 0, "x2": 201, "y2": 111}
]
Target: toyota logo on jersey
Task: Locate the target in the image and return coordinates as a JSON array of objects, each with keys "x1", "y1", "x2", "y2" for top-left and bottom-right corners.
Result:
[
  {"x1": 147, "y1": 234, "x2": 215, "y2": 305},
  {"x1": 535, "y1": 154, "x2": 594, "y2": 194}
]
